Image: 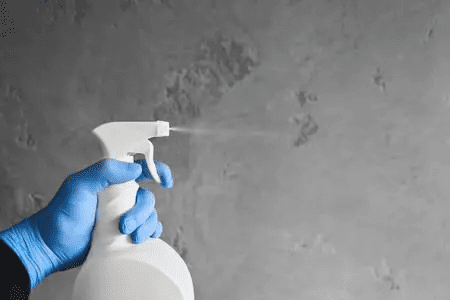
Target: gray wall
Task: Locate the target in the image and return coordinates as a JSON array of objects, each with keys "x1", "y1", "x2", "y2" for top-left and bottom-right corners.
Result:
[{"x1": 1, "y1": 0, "x2": 450, "y2": 299}]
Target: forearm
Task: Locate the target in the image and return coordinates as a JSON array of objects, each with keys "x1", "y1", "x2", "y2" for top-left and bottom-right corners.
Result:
[
  {"x1": 0, "y1": 218, "x2": 59, "y2": 291},
  {"x1": 0, "y1": 239, "x2": 31, "y2": 299}
]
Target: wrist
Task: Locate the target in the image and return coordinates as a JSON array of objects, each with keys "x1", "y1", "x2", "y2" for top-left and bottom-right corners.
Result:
[{"x1": 0, "y1": 218, "x2": 59, "y2": 290}]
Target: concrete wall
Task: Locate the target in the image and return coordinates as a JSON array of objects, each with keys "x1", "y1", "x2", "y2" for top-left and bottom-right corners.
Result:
[{"x1": 1, "y1": 0, "x2": 450, "y2": 299}]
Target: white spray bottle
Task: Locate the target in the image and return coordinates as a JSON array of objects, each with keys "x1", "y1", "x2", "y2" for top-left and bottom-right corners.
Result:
[{"x1": 71, "y1": 121, "x2": 195, "y2": 300}]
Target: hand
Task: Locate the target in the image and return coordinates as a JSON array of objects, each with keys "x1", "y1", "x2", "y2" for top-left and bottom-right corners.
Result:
[{"x1": 0, "y1": 158, "x2": 173, "y2": 289}]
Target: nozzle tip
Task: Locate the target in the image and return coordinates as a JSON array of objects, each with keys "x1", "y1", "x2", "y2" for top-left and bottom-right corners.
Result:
[{"x1": 155, "y1": 120, "x2": 170, "y2": 137}]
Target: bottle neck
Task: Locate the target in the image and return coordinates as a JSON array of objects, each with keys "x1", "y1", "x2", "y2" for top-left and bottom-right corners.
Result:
[{"x1": 90, "y1": 180, "x2": 139, "y2": 254}]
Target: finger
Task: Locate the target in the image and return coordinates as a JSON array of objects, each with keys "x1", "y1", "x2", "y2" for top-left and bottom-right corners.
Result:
[
  {"x1": 119, "y1": 187, "x2": 155, "y2": 235},
  {"x1": 151, "y1": 221, "x2": 163, "y2": 239},
  {"x1": 130, "y1": 210, "x2": 159, "y2": 244},
  {"x1": 154, "y1": 160, "x2": 174, "y2": 189},
  {"x1": 135, "y1": 160, "x2": 174, "y2": 189},
  {"x1": 133, "y1": 159, "x2": 152, "y2": 181},
  {"x1": 77, "y1": 158, "x2": 142, "y2": 193}
]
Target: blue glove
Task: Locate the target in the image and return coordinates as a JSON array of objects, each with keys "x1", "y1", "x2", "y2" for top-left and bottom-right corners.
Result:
[{"x1": 0, "y1": 158, "x2": 174, "y2": 290}]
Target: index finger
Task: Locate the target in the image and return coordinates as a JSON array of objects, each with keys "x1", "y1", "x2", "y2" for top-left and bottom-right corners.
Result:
[{"x1": 134, "y1": 159, "x2": 174, "y2": 189}]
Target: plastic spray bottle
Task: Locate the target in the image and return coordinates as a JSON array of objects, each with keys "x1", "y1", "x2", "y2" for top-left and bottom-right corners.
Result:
[{"x1": 71, "y1": 121, "x2": 195, "y2": 300}]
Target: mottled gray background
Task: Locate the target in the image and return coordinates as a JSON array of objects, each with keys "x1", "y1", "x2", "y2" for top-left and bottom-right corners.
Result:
[{"x1": 2, "y1": 0, "x2": 450, "y2": 299}]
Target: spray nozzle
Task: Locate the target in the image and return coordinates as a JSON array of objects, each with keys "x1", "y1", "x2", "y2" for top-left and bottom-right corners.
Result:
[{"x1": 92, "y1": 121, "x2": 170, "y2": 184}]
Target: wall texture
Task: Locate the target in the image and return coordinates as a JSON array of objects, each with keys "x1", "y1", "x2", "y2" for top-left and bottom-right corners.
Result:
[{"x1": 1, "y1": 0, "x2": 450, "y2": 299}]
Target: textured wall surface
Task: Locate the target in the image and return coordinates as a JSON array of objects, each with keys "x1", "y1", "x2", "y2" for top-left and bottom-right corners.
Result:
[{"x1": 2, "y1": 0, "x2": 450, "y2": 299}]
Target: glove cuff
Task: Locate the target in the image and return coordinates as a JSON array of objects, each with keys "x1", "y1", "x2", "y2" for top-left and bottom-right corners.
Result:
[{"x1": 0, "y1": 219, "x2": 59, "y2": 290}]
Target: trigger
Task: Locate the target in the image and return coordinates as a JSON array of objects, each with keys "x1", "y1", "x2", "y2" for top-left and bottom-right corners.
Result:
[{"x1": 145, "y1": 140, "x2": 161, "y2": 184}]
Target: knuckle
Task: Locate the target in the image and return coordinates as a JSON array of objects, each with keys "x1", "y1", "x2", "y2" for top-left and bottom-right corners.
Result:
[
  {"x1": 147, "y1": 190, "x2": 156, "y2": 205},
  {"x1": 142, "y1": 187, "x2": 153, "y2": 197},
  {"x1": 63, "y1": 173, "x2": 80, "y2": 189},
  {"x1": 97, "y1": 158, "x2": 108, "y2": 169},
  {"x1": 156, "y1": 161, "x2": 169, "y2": 172},
  {"x1": 100, "y1": 158, "x2": 113, "y2": 173},
  {"x1": 139, "y1": 188, "x2": 155, "y2": 207}
]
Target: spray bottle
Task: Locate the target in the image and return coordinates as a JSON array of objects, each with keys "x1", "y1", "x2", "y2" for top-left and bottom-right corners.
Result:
[{"x1": 71, "y1": 121, "x2": 195, "y2": 300}]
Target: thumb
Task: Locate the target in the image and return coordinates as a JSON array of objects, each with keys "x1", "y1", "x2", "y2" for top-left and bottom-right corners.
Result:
[{"x1": 78, "y1": 158, "x2": 142, "y2": 193}]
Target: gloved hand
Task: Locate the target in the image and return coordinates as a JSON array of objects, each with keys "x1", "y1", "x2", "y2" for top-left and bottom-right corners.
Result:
[{"x1": 0, "y1": 158, "x2": 173, "y2": 290}]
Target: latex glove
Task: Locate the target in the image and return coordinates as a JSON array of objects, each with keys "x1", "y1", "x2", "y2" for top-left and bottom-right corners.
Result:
[{"x1": 0, "y1": 158, "x2": 173, "y2": 290}]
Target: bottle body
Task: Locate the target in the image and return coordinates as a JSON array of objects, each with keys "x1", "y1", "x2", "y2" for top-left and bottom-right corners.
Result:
[
  {"x1": 72, "y1": 238, "x2": 194, "y2": 300},
  {"x1": 71, "y1": 179, "x2": 194, "y2": 300}
]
